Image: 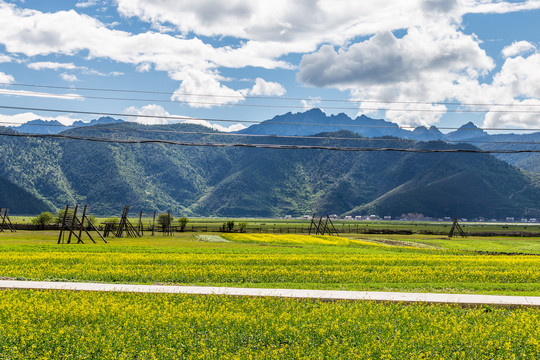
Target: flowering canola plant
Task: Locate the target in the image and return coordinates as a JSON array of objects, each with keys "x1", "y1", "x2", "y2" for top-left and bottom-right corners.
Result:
[
  {"x1": 0, "y1": 290, "x2": 539, "y2": 359},
  {"x1": 0, "y1": 236, "x2": 540, "y2": 294},
  {"x1": 222, "y1": 233, "x2": 356, "y2": 246}
]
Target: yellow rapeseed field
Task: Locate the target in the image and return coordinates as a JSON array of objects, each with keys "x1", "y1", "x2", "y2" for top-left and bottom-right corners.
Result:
[
  {"x1": 0, "y1": 233, "x2": 539, "y2": 294},
  {"x1": 0, "y1": 290, "x2": 539, "y2": 359}
]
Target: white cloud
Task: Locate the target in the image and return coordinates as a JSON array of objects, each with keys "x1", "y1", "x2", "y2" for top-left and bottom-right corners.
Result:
[
  {"x1": 171, "y1": 70, "x2": 245, "y2": 108},
  {"x1": 0, "y1": 1, "x2": 289, "y2": 109},
  {"x1": 301, "y1": 97, "x2": 322, "y2": 111},
  {"x1": 464, "y1": 0, "x2": 540, "y2": 14},
  {"x1": 502, "y1": 41, "x2": 537, "y2": 58},
  {"x1": 0, "y1": 54, "x2": 12, "y2": 63},
  {"x1": 27, "y1": 61, "x2": 123, "y2": 77},
  {"x1": 483, "y1": 99, "x2": 540, "y2": 129},
  {"x1": 113, "y1": 0, "x2": 459, "y2": 45},
  {"x1": 61, "y1": 73, "x2": 78, "y2": 82},
  {"x1": 298, "y1": 24, "x2": 495, "y2": 126},
  {"x1": 125, "y1": 104, "x2": 246, "y2": 131},
  {"x1": 28, "y1": 62, "x2": 79, "y2": 70},
  {"x1": 136, "y1": 63, "x2": 151, "y2": 72},
  {"x1": 1, "y1": 0, "x2": 540, "y2": 130},
  {"x1": 0, "y1": 88, "x2": 83, "y2": 100},
  {"x1": 0, "y1": 71, "x2": 14, "y2": 84},
  {"x1": 492, "y1": 53, "x2": 540, "y2": 98},
  {"x1": 76, "y1": 0, "x2": 101, "y2": 8},
  {"x1": 82, "y1": 68, "x2": 124, "y2": 77},
  {"x1": 247, "y1": 78, "x2": 286, "y2": 96},
  {"x1": 125, "y1": 104, "x2": 172, "y2": 125},
  {"x1": 182, "y1": 119, "x2": 247, "y2": 132},
  {"x1": 298, "y1": 26, "x2": 493, "y2": 88},
  {"x1": 0, "y1": 112, "x2": 82, "y2": 126}
]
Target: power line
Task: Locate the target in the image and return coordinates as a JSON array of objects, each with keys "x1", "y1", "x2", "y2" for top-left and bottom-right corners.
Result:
[
  {"x1": 3, "y1": 88, "x2": 540, "y2": 113},
  {"x1": 3, "y1": 120, "x2": 538, "y2": 145},
  {"x1": 1, "y1": 105, "x2": 540, "y2": 132},
  {"x1": 3, "y1": 81, "x2": 540, "y2": 109},
  {"x1": 0, "y1": 131, "x2": 538, "y2": 153}
]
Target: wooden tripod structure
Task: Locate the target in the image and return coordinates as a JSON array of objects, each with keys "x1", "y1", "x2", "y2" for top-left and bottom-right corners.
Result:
[
  {"x1": 308, "y1": 214, "x2": 339, "y2": 236},
  {"x1": 448, "y1": 218, "x2": 467, "y2": 238},
  {"x1": 0, "y1": 208, "x2": 15, "y2": 232},
  {"x1": 114, "y1": 206, "x2": 141, "y2": 238},
  {"x1": 58, "y1": 204, "x2": 107, "y2": 244}
]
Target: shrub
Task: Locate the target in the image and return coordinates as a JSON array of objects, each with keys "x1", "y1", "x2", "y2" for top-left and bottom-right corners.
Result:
[
  {"x1": 237, "y1": 222, "x2": 248, "y2": 233},
  {"x1": 158, "y1": 213, "x2": 174, "y2": 232},
  {"x1": 220, "y1": 220, "x2": 235, "y2": 232},
  {"x1": 178, "y1": 217, "x2": 189, "y2": 232},
  {"x1": 31, "y1": 212, "x2": 54, "y2": 230},
  {"x1": 104, "y1": 217, "x2": 120, "y2": 224}
]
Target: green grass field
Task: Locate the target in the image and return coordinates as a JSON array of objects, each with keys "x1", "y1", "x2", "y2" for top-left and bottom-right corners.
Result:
[{"x1": 9, "y1": 215, "x2": 540, "y2": 235}]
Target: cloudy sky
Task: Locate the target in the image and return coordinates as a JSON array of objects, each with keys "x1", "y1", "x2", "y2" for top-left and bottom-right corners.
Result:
[{"x1": 0, "y1": 0, "x2": 540, "y2": 132}]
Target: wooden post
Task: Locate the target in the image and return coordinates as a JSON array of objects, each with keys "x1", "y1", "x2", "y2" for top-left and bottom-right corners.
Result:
[
  {"x1": 138, "y1": 211, "x2": 143, "y2": 236},
  {"x1": 57, "y1": 205, "x2": 69, "y2": 244},
  {"x1": 77, "y1": 204, "x2": 87, "y2": 242},
  {"x1": 152, "y1": 212, "x2": 156, "y2": 236},
  {"x1": 67, "y1": 204, "x2": 78, "y2": 244}
]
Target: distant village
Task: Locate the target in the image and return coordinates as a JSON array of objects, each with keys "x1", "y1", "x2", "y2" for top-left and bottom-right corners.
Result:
[{"x1": 284, "y1": 214, "x2": 538, "y2": 223}]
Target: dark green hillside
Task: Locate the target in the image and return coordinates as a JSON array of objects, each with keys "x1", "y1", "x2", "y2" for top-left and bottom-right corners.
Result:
[
  {"x1": 0, "y1": 123, "x2": 538, "y2": 218},
  {"x1": 0, "y1": 129, "x2": 79, "y2": 210},
  {"x1": 0, "y1": 176, "x2": 52, "y2": 214}
]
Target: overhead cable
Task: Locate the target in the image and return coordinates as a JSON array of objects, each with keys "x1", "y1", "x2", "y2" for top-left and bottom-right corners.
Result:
[
  {"x1": 3, "y1": 89, "x2": 540, "y2": 113},
  {"x1": 3, "y1": 81, "x2": 540, "y2": 109},
  {"x1": 0, "y1": 131, "x2": 538, "y2": 153}
]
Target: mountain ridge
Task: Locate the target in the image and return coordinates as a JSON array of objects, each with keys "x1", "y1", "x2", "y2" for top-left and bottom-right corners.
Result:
[{"x1": 0, "y1": 122, "x2": 537, "y2": 218}]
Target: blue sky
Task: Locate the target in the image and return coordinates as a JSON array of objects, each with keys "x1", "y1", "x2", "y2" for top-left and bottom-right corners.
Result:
[{"x1": 0, "y1": 0, "x2": 539, "y2": 133}]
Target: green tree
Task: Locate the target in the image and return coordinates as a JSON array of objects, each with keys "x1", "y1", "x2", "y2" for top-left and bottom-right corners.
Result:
[
  {"x1": 83, "y1": 215, "x2": 97, "y2": 228},
  {"x1": 32, "y1": 212, "x2": 54, "y2": 230},
  {"x1": 237, "y1": 222, "x2": 248, "y2": 233},
  {"x1": 54, "y1": 209, "x2": 65, "y2": 224},
  {"x1": 104, "y1": 217, "x2": 120, "y2": 225},
  {"x1": 158, "y1": 213, "x2": 174, "y2": 232},
  {"x1": 178, "y1": 217, "x2": 189, "y2": 232},
  {"x1": 220, "y1": 220, "x2": 235, "y2": 232}
]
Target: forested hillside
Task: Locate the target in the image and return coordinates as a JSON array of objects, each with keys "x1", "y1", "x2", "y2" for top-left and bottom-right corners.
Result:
[{"x1": 0, "y1": 123, "x2": 538, "y2": 218}]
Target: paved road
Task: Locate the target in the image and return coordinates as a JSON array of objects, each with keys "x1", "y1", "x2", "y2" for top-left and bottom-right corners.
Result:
[{"x1": 1, "y1": 280, "x2": 539, "y2": 307}]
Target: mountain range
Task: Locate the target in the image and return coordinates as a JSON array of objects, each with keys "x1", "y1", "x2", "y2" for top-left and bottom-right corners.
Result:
[
  {"x1": 239, "y1": 109, "x2": 540, "y2": 173},
  {"x1": 0, "y1": 116, "x2": 538, "y2": 218},
  {"x1": 11, "y1": 116, "x2": 124, "y2": 135},
  {"x1": 12, "y1": 109, "x2": 538, "y2": 173}
]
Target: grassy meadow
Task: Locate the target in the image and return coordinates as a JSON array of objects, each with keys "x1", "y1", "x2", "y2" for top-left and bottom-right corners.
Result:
[{"x1": 1, "y1": 230, "x2": 540, "y2": 358}]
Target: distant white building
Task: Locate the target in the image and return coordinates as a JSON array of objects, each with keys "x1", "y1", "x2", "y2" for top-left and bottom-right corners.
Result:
[
  {"x1": 530, "y1": 218, "x2": 537, "y2": 223},
  {"x1": 354, "y1": 216, "x2": 363, "y2": 220},
  {"x1": 521, "y1": 218, "x2": 528, "y2": 223},
  {"x1": 506, "y1": 217, "x2": 515, "y2": 222},
  {"x1": 284, "y1": 215, "x2": 292, "y2": 219},
  {"x1": 383, "y1": 216, "x2": 391, "y2": 220},
  {"x1": 344, "y1": 216, "x2": 353, "y2": 220},
  {"x1": 329, "y1": 214, "x2": 339, "y2": 219}
]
